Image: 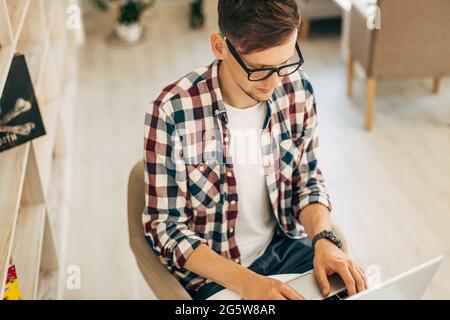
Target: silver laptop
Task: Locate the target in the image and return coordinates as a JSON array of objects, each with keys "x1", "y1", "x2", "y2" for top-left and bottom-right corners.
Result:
[{"x1": 286, "y1": 255, "x2": 444, "y2": 300}]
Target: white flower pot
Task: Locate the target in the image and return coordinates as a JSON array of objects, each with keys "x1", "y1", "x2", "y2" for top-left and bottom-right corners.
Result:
[{"x1": 114, "y1": 22, "x2": 143, "y2": 43}]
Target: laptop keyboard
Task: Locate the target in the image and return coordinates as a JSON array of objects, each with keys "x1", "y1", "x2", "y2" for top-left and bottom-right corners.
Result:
[{"x1": 324, "y1": 289, "x2": 349, "y2": 300}]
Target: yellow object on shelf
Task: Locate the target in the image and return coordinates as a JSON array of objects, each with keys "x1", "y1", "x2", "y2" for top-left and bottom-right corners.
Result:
[{"x1": 3, "y1": 265, "x2": 22, "y2": 300}]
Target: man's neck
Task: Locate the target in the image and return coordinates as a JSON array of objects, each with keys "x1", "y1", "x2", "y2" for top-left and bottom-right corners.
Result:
[{"x1": 218, "y1": 60, "x2": 258, "y2": 109}]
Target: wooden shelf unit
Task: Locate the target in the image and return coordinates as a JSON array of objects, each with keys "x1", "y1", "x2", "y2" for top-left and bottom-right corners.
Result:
[{"x1": 0, "y1": 0, "x2": 83, "y2": 300}]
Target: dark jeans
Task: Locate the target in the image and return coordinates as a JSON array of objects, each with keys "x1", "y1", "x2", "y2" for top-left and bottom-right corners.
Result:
[{"x1": 189, "y1": 229, "x2": 315, "y2": 300}]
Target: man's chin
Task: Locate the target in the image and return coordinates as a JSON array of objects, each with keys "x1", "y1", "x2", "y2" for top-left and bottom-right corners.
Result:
[
  {"x1": 257, "y1": 93, "x2": 274, "y2": 101},
  {"x1": 251, "y1": 91, "x2": 273, "y2": 102}
]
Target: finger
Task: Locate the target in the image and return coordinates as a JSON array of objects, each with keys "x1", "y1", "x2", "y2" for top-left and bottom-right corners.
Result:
[
  {"x1": 315, "y1": 266, "x2": 331, "y2": 297},
  {"x1": 336, "y1": 264, "x2": 356, "y2": 296},
  {"x1": 282, "y1": 285, "x2": 305, "y2": 300},
  {"x1": 356, "y1": 265, "x2": 369, "y2": 288},
  {"x1": 273, "y1": 292, "x2": 288, "y2": 300},
  {"x1": 349, "y1": 264, "x2": 366, "y2": 293}
]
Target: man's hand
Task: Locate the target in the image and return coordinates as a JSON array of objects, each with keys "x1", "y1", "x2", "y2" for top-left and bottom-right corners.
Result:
[
  {"x1": 184, "y1": 243, "x2": 305, "y2": 300},
  {"x1": 313, "y1": 239, "x2": 368, "y2": 297},
  {"x1": 238, "y1": 273, "x2": 305, "y2": 300}
]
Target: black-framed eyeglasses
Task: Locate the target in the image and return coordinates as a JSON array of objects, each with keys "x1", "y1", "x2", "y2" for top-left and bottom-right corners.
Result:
[{"x1": 225, "y1": 38, "x2": 304, "y2": 82}]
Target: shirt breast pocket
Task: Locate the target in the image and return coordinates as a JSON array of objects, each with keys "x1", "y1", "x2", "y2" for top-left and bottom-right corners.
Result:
[{"x1": 186, "y1": 163, "x2": 221, "y2": 210}]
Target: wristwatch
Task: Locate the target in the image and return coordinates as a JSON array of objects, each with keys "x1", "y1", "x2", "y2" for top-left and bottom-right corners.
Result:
[{"x1": 312, "y1": 229, "x2": 342, "y2": 252}]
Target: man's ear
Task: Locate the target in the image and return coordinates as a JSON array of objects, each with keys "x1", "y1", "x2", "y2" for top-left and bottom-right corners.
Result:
[{"x1": 210, "y1": 33, "x2": 227, "y2": 60}]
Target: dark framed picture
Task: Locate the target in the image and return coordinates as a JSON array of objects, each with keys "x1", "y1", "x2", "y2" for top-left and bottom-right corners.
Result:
[{"x1": 0, "y1": 54, "x2": 46, "y2": 153}]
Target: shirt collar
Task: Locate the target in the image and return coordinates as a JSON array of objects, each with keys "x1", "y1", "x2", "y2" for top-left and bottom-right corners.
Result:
[{"x1": 207, "y1": 59, "x2": 277, "y2": 124}]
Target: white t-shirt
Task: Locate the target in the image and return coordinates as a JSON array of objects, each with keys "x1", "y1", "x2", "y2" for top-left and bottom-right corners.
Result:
[{"x1": 224, "y1": 101, "x2": 276, "y2": 267}]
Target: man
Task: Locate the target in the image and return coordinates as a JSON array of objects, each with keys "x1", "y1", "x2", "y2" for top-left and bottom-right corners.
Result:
[{"x1": 143, "y1": 0, "x2": 367, "y2": 300}]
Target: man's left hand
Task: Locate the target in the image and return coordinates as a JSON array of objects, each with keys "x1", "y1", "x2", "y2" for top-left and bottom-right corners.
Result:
[{"x1": 313, "y1": 239, "x2": 368, "y2": 297}]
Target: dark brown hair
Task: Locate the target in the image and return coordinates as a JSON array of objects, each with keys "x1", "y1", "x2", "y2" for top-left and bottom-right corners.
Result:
[{"x1": 218, "y1": 0, "x2": 301, "y2": 54}]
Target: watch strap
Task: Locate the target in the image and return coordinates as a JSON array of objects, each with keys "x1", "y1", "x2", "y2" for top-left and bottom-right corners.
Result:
[{"x1": 312, "y1": 229, "x2": 342, "y2": 252}]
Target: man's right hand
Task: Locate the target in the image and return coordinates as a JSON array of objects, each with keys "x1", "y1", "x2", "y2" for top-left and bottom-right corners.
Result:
[
  {"x1": 184, "y1": 244, "x2": 304, "y2": 300},
  {"x1": 238, "y1": 273, "x2": 305, "y2": 300}
]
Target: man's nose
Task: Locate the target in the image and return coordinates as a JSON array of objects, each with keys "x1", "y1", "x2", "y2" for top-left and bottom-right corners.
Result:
[{"x1": 263, "y1": 72, "x2": 280, "y2": 89}]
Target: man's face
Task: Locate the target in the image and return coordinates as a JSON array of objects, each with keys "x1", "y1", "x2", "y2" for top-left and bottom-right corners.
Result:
[{"x1": 224, "y1": 30, "x2": 298, "y2": 102}]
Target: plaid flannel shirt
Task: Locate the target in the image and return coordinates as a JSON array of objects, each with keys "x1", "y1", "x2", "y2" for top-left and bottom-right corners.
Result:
[{"x1": 143, "y1": 59, "x2": 331, "y2": 294}]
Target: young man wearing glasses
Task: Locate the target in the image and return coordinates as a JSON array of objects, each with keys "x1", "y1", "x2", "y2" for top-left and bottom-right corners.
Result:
[{"x1": 144, "y1": 0, "x2": 367, "y2": 300}]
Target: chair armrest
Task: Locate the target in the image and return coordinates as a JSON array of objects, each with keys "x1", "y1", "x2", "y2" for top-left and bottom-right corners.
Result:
[{"x1": 130, "y1": 236, "x2": 193, "y2": 300}]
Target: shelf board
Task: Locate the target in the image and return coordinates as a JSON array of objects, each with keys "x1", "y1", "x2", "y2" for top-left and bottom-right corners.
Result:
[
  {"x1": 14, "y1": 0, "x2": 48, "y2": 90},
  {"x1": 0, "y1": 143, "x2": 30, "y2": 298},
  {"x1": 17, "y1": 39, "x2": 49, "y2": 95},
  {"x1": 37, "y1": 269, "x2": 58, "y2": 300},
  {"x1": 33, "y1": 98, "x2": 59, "y2": 198},
  {"x1": 0, "y1": 0, "x2": 13, "y2": 47},
  {"x1": 5, "y1": 0, "x2": 30, "y2": 43},
  {"x1": 38, "y1": 212, "x2": 59, "y2": 300},
  {"x1": 32, "y1": 45, "x2": 61, "y2": 197},
  {"x1": 16, "y1": 0, "x2": 46, "y2": 44},
  {"x1": 20, "y1": 142, "x2": 45, "y2": 206},
  {"x1": 11, "y1": 204, "x2": 46, "y2": 300},
  {"x1": 0, "y1": 44, "x2": 13, "y2": 96}
]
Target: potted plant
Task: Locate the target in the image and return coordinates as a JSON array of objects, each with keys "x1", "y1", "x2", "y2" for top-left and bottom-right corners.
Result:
[
  {"x1": 190, "y1": 0, "x2": 204, "y2": 29},
  {"x1": 91, "y1": 0, "x2": 155, "y2": 44}
]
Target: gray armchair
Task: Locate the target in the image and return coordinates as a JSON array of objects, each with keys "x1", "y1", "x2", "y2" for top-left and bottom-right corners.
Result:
[
  {"x1": 128, "y1": 160, "x2": 348, "y2": 299},
  {"x1": 347, "y1": 0, "x2": 450, "y2": 130}
]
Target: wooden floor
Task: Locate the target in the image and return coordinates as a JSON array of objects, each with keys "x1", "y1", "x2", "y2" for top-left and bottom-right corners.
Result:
[{"x1": 63, "y1": 3, "x2": 450, "y2": 299}]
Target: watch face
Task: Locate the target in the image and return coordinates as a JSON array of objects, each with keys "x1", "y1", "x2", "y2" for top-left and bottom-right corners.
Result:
[
  {"x1": 324, "y1": 230, "x2": 340, "y2": 245},
  {"x1": 313, "y1": 230, "x2": 343, "y2": 251}
]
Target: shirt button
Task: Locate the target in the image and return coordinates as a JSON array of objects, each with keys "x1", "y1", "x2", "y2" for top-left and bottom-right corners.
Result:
[
  {"x1": 229, "y1": 227, "x2": 234, "y2": 233},
  {"x1": 224, "y1": 136, "x2": 229, "y2": 143},
  {"x1": 226, "y1": 171, "x2": 232, "y2": 177},
  {"x1": 230, "y1": 200, "x2": 236, "y2": 206}
]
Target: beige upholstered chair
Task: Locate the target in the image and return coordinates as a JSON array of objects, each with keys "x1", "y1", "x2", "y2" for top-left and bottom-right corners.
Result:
[
  {"x1": 128, "y1": 160, "x2": 348, "y2": 300},
  {"x1": 347, "y1": 0, "x2": 450, "y2": 130},
  {"x1": 128, "y1": 160, "x2": 192, "y2": 300}
]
